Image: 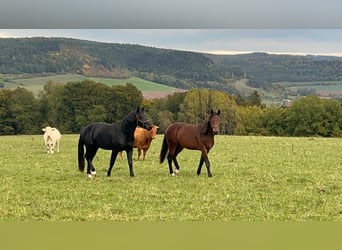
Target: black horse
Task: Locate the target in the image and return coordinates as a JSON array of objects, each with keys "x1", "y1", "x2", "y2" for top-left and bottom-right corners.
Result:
[{"x1": 78, "y1": 107, "x2": 153, "y2": 178}]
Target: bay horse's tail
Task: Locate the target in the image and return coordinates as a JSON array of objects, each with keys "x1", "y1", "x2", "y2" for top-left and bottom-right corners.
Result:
[
  {"x1": 159, "y1": 136, "x2": 168, "y2": 164},
  {"x1": 78, "y1": 134, "x2": 85, "y2": 172}
]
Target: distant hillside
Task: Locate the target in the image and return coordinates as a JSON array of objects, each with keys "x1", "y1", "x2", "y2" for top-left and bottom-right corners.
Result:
[
  {"x1": 206, "y1": 52, "x2": 342, "y2": 88},
  {"x1": 1, "y1": 37, "x2": 342, "y2": 96},
  {"x1": 0, "y1": 37, "x2": 232, "y2": 92}
]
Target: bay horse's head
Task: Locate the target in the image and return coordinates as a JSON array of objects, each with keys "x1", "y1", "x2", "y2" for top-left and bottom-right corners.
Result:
[
  {"x1": 135, "y1": 107, "x2": 153, "y2": 130},
  {"x1": 209, "y1": 109, "x2": 221, "y2": 135}
]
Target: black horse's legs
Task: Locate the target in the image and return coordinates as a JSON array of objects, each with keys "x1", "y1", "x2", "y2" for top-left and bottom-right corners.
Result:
[
  {"x1": 85, "y1": 146, "x2": 98, "y2": 177},
  {"x1": 107, "y1": 149, "x2": 119, "y2": 177},
  {"x1": 126, "y1": 148, "x2": 135, "y2": 177}
]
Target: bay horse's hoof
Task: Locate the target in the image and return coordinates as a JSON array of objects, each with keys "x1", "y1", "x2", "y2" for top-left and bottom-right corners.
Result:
[
  {"x1": 87, "y1": 170, "x2": 96, "y2": 178},
  {"x1": 171, "y1": 173, "x2": 176, "y2": 177},
  {"x1": 174, "y1": 169, "x2": 179, "y2": 175}
]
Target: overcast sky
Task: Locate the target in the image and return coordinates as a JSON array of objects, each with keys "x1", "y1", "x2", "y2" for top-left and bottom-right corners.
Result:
[
  {"x1": 1, "y1": 29, "x2": 342, "y2": 57},
  {"x1": 1, "y1": 1, "x2": 342, "y2": 56}
]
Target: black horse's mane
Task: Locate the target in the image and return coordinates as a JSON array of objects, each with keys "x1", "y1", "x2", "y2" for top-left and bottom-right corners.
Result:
[{"x1": 121, "y1": 110, "x2": 138, "y2": 129}]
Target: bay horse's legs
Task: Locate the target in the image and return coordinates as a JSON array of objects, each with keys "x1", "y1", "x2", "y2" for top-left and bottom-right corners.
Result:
[
  {"x1": 167, "y1": 153, "x2": 174, "y2": 175},
  {"x1": 172, "y1": 146, "x2": 183, "y2": 174},
  {"x1": 204, "y1": 157, "x2": 212, "y2": 177},
  {"x1": 197, "y1": 157, "x2": 212, "y2": 177},
  {"x1": 85, "y1": 146, "x2": 98, "y2": 177},
  {"x1": 197, "y1": 158, "x2": 205, "y2": 175},
  {"x1": 107, "y1": 149, "x2": 119, "y2": 177},
  {"x1": 167, "y1": 146, "x2": 183, "y2": 176},
  {"x1": 166, "y1": 142, "x2": 176, "y2": 175},
  {"x1": 197, "y1": 149, "x2": 212, "y2": 177}
]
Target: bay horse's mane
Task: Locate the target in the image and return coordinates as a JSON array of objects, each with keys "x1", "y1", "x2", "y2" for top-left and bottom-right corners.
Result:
[
  {"x1": 199, "y1": 110, "x2": 220, "y2": 135},
  {"x1": 200, "y1": 117, "x2": 212, "y2": 135}
]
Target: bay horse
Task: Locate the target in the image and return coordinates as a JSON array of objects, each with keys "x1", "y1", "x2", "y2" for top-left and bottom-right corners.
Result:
[
  {"x1": 160, "y1": 109, "x2": 221, "y2": 177},
  {"x1": 78, "y1": 107, "x2": 152, "y2": 178}
]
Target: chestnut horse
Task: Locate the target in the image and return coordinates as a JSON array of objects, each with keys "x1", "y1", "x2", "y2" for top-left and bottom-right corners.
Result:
[{"x1": 159, "y1": 109, "x2": 221, "y2": 177}]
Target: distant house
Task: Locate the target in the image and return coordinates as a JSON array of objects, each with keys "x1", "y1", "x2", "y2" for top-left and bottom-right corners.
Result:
[{"x1": 281, "y1": 99, "x2": 292, "y2": 107}]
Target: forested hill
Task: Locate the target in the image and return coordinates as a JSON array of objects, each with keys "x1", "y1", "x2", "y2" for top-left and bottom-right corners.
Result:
[
  {"x1": 1, "y1": 37, "x2": 342, "y2": 92},
  {"x1": 206, "y1": 52, "x2": 342, "y2": 88},
  {"x1": 0, "y1": 37, "x2": 229, "y2": 91}
]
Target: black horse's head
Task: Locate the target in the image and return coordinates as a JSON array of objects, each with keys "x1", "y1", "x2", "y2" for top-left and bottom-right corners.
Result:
[{"x1": 135, "y1": 107, "x2": 153, "y2": 130}]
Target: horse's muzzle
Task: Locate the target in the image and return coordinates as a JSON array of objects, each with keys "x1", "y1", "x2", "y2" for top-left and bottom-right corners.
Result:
[
  {"x1": 139, "y1": 119, "x2": 153, "y2": 130},
  {"x1": 213, "y1": 128, "x2": 219, "y2": 135}
]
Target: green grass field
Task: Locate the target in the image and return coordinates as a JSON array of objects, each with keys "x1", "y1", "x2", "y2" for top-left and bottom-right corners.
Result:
[
  {"x1": 272, "y1": 81, "x2": 342, "y2": 96},
  {"x1": 1, "y1": 135, "x2": 341, "y2": 221}
]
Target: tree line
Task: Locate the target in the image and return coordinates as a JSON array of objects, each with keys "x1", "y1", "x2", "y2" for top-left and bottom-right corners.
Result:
[{"x1": 1, "y1": 80, "x2": 342, "y2": 137}]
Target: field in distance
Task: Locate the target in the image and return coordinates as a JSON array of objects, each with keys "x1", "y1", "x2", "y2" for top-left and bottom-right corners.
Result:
[{"x1": 1, "y1": 74, "x2": 185, "y2": 99}]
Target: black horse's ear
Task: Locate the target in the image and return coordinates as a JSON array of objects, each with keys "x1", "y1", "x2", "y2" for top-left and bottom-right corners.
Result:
[
  {"x1": 136, "y1": 106, "x2": 140, "y2": 114},
  {"x1": 141, "y1": 107, "x2": 145, "y2": 112},
  {"x1": 217, "y1": 109, "x2": 221, "y2": 115}
]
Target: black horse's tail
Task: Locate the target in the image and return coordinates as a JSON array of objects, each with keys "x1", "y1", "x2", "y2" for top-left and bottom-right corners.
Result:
[
  {"x1": 159, "y1": 136, "x2": 168, "y2": 164},
  {"x1": 78, "y1": 134, "x2": 85, "y2": 172}
]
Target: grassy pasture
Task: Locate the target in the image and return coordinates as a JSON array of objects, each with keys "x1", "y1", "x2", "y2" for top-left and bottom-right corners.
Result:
[
  {"x1": 3, "y1": 74, "x2": 178, "y2": 96},
  {"x1": 0, "y1": 135, "x2": 342, "y2": 221},
  {"x1": 272, "y1": 81, "x2": 342, "y2": 97}
]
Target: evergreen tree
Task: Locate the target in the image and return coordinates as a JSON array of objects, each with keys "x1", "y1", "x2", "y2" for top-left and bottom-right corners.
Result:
[{"x1": 247, "y1": 90, "x2": 263, "y2": 107}]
